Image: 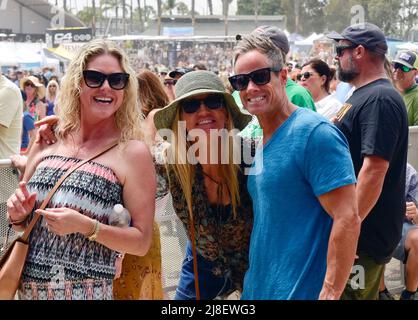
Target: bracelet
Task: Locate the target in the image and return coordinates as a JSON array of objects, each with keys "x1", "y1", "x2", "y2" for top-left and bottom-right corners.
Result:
[
  {"x1": 86, "y1": 219, "x2": 100, "y2": 241},
  {"x1": 8, "y1": 216, "x2": 28, "y2": 226}
]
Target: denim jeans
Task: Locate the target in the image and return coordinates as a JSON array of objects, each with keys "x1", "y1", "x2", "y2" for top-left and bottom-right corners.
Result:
[{"x1": 174, "y1": 241, "x2": 233, "y2": 300}]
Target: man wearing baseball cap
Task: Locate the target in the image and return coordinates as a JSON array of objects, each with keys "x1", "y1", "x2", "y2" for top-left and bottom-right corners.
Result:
[
  {"x1": 392, "y1": 50, "x2": 418, "y2": 126},
  {"x1": 329, "y1": 22, "x2": 409, "y2": 300}
]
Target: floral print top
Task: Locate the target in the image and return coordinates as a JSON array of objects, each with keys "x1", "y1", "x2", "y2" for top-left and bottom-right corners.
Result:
[{"x1": 153, "y1": 139, "x2": 256, "y2": 292}]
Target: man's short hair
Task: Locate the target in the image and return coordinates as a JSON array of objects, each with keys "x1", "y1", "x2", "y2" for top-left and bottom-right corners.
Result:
[{"x1": 233, "y1": 32, "x2": 284, "y2": 71}]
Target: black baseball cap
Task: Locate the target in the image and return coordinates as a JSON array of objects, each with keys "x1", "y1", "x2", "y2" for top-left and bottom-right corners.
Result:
[
  {"x1": 168, "y1": 67, "x2": 192, "y2": 79},
  {"x1": 236, "y1": 25, "x2": 290, "y2": 55},
  {"x1": 393, "y1": 51, "x2": 418, "y2": 69},
  {"x1": 328, "y1": 22, "x2": 388, "y2": 55},
  {"x1": 254, "y1": 25, "x2": 290, "y2": 54}
]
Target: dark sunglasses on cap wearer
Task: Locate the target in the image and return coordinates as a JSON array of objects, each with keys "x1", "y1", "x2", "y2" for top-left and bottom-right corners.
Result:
[
  {"x1": 82, "y1": 70, "x2": 130, "y2": 90},
  {"x1": 164, "y1": 79, "x2": 177, "y2": 86},
  {"x1": 335, "y1": 44, "x2": 358, "y2": 57},
  {"x1": 181, "y1": 95, "x2": 225, "y2": 114},
  {"x1": 24, "y1": 82, "x2": 36, "y2": 88},
  {"x1": 228, "y1": 67, "x2": 282, "y2": 91},
  {"x1": 393, "y1": 62, "x2": 413, "y2": 73},
  {"x1": 296, "y1": 72, "x2": 314, "y2": 81}
]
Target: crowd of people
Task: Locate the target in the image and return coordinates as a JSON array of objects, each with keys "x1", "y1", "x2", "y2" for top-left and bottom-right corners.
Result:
[{"x1": 1, "y1": 21, "x2": 418, "y2": 300}]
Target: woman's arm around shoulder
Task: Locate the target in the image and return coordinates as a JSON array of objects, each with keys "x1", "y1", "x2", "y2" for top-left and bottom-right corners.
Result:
[{"x1": 120, "y1": 140, "x2": 157, "y2": 255}]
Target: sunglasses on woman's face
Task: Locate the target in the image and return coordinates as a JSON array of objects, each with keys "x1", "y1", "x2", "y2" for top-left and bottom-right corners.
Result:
[
  {"x1": 393, "y1": 63, "x2": 413, "y2": 73},
  {"x1": 181, "y1": 95, "x2": 224, "y2": 114},
  {"x1": 228, "y1": 67, "x2": 281, "y2": 91},
  {"x1": 164, "y1": 79, "x2": 177, "y2": 86},
  {"x1": 25, "y1": 83, "x2": 36, "y2": 88},
  {"x1": 296, "y1": 72, "x2": 314, "y2": 81},
  {"x1": 82, "y1": 70, "x2": 130, "y2": 90}
]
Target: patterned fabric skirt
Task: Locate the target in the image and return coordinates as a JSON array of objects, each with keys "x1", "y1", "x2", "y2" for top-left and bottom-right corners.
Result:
[
  {"x1": 18, "y1": 279, "x2": 113, "y2": 300},
  {"x1": 113, "y1": 223, "x2": 163, "y2": 300}
]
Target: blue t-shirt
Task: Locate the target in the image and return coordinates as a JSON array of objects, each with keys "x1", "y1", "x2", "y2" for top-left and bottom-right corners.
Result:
[
  {"x1": 21, "y1": 111, "x2": 35, "y2": 149},
  {"x1": 243, "y1": 108, "x2": 356, "y2": 300}
]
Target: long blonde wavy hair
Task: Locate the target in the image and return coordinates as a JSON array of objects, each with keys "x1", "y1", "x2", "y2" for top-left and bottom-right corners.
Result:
[
  {"x1": 167, "y1": 107, "x2": 241, "y2": 218},
  {"x1": 56, "y1": 39, "x2": 143, "y2": 143}
]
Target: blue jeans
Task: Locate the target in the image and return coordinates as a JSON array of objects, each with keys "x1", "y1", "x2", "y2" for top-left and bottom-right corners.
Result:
[{"x1": 174, "y1": 241, "x2": 233, "y2": 300}]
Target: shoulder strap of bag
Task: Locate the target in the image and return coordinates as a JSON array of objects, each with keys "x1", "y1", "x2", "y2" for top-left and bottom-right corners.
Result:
[{"x1": 20, "y1": 141, "x2": 119, "y2": 243}]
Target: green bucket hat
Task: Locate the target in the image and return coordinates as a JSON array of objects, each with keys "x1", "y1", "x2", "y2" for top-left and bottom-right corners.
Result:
[{"x1": 154, "y1": 70, "x2": 252, "y2": 131}]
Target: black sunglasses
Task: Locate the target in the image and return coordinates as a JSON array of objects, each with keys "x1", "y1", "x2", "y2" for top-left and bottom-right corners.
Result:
[
  {"x1": 82, "y1": 70, "x2": 130, "y2": 90},
  {"x1": 296, "y1": 72, "x2": 314, "y2": 81},
  {"x1": 335, "y1": 44, "x2": 358, "y2": 57},
  {"x1": 393, "y1": 62, "x2": 413, "y2": 73},
  {"x1": 181, "y1": 95, "x2": 224, "y2": 114},
  {"x1": 164, "y1": 79, "x2": 177, "y2": 86},
  {"x1": 228, "y1": 67, "x2": 281, "y2": 91}
]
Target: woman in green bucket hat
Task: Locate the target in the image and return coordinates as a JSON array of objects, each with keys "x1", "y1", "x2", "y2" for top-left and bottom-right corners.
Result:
[{"x1": 150, "y1": 70, "x2": 255, "y2": 300}]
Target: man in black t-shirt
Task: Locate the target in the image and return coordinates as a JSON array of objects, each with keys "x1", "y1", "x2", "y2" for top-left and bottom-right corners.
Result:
[{"x1": 329, "y1": 23, "x2": 408, "y2": 300}]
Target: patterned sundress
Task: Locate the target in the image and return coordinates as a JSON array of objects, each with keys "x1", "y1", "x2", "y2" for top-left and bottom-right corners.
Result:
[{"x1": 18, "y1": 155, "x2": 123, "y2": 300}]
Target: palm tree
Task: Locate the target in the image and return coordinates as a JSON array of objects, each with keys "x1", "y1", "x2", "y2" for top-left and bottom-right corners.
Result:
[
  {"x1": 92, "y1": 0, "x2": 96, "y2": 36},
  {"x1": 164, "y1": 0, "x2": 177, "y2": 15},
  {"x1": 137, "y1": 0, "x2": 144, "y2": 32},
  {"x1": 102, "y1": 0, "x2": 119, "y2": 35},
  {"x1": 191, "y1": 0, "x2": 195, "y2": 29},
  {"x1": 222, "y1": 0, "x2": 233, "y2": 36},
  {"x1": 157, "y1": 0, "x2": 162, "y2": 35},
  {"x1": 254, "y1": 0, "x2": 259, "y2": 25},
  {"x1": 207, "y1": 0, "x2": 213, "y2": 15}
]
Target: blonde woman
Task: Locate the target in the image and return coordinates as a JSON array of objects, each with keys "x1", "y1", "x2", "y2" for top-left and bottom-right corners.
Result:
[
  {"x1": 45, "y1": 79, "x2": 60, "y2": 115},
  {"x1": 150, "y1": 70, "x2": 254, "y2": 300},
  {"x1": 6, "y1": 40, "x2": 155, "y2": 300}
]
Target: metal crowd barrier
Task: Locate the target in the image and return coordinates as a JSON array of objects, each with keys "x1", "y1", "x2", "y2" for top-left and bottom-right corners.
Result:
[
  {"x1": 0, "y1": 159, "x2": 20, "y2": 258},
  {"x1": 408, "y1": 126, "x2": 418, "y2": 171},
  {"x1": 155, "y1": 193, "x2": 187, "y2": 299}
]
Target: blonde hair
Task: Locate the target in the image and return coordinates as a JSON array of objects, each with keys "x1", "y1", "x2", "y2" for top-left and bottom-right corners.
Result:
[
  {"x1": 167, "y1": 107, "x2": 241, "y2": 218},
  {"x1": 45, "y1": 79, "x2": 59, "y2": 103},
  {"x1": 56, "y1": 39, "x2": 143, "y2": 143}
]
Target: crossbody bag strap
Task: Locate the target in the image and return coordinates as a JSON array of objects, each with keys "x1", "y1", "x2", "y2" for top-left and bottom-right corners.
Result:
[{"x1": 20, "y1": 142, "x2": 119, "y2": 243}]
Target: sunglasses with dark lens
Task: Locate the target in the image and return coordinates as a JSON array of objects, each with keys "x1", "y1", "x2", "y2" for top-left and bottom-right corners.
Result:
[
  {"x1": 228, "y1": 67, "x2": 281, "y2": 91},
  {"x1": 164, "y1": 79, "x2": 177, "y2": 86},
  {"x1": 82, "y1": 70, "x2": 130, "y2": 90},
  {"x1": 181, "y1": 95, "x2": 224, "y2": 114},
  {"x1": 393, "y1": 62, "x2": 413, "y2": 73},
  {"x1": 296, "y1": 72, "x2": 314, "y2": 81},
  {"x1": 25, "y1": 83, "x2": 36, "y2": 88},
  {"x1": 335, "y1": 44, "x2": 358, "y2": 57}
]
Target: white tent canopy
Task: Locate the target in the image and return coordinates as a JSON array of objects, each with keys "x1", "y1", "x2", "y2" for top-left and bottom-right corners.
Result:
[
  {"x1": 0, "y1": 42, "x2": 60, "y2": 70},
  {"x1": 396, "y1": 42, "x2": 418, "y2": 52},
  {"x1": 295, "y1": 33, "x2": 325, "y2": 46}
]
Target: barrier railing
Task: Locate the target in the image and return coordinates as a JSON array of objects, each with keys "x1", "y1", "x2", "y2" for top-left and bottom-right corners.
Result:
[{"x1": 0, "y1": 159, "x2": 20, "y2": 258}]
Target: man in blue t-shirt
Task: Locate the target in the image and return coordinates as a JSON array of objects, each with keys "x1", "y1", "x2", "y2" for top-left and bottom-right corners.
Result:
[{"x1": 231, "y1": 28, "x2": 361, "y2": 300}]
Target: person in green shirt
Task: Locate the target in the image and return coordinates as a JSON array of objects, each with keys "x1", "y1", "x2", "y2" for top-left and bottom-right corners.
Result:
[
  {"x1": 392, "y1": 50, "x2": 418, "y2": 126},
  {"x1": 233, "y1": 26, "x2": 316, "y2": 138}
]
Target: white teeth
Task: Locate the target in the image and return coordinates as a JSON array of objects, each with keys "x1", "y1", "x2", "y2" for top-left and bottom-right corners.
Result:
[
  {"x1": 248, "y1": 96, "x2": 265, "y2": 103},
  {"x1": 198, "y1": 120, "x2": 214, "y2": 125},
  {"x1": 94, "y1": 97, "x2": 113, "y2": 103}
]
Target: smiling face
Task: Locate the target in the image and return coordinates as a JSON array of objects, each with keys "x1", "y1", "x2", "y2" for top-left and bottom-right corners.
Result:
[
  {"x1": 79, "y1": 53, "x2": 125, "y2": 122},
  {"x1": 234, "y1": 49, "x2": 286, "y2": 117},
  {"x1": 180, "y1": 93, "x2": 228, "y2": 135}
]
